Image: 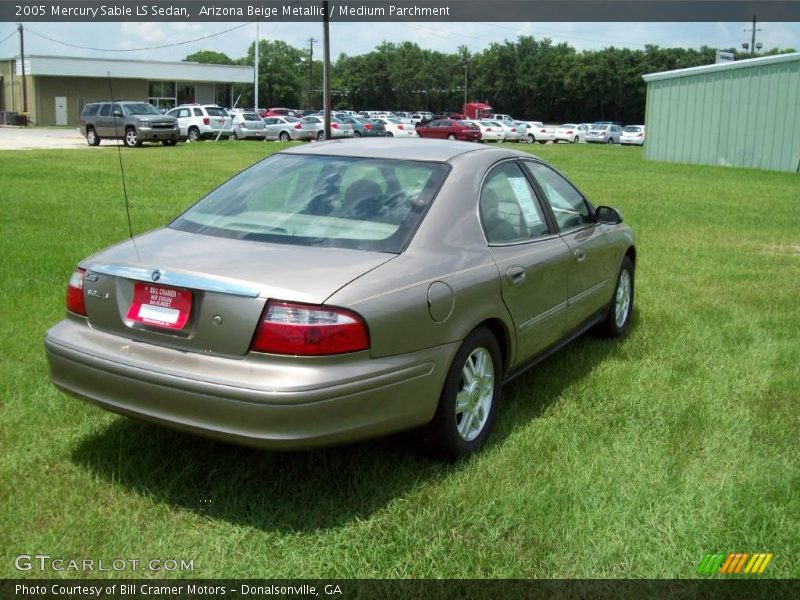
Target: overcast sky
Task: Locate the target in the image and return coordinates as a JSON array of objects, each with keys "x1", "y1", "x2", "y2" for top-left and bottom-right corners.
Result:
[{"x1": 1, "y1": 21, "x2": 798, "y2": 62}]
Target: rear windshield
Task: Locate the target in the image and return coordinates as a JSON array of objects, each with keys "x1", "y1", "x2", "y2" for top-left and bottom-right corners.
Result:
[
  {"x1": 243, "y1": 113, "x2": 261, "y2": 122},
  {"x1": 122, "y1": 103, "x2": 160, "y2": 116},
  {"x1": 623, "y1": 126, "x2": 642, "y2": 132},
  {"x1": 205, "y1": 107, "x2": 227, "y2": 117},
  {"x1": 170, "y1": 154, "x2": 449, "y2": 253}
]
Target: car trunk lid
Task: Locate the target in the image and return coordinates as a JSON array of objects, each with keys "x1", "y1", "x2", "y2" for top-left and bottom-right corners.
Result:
[{"x1": 79, "y1": 228, "x2": 395, "y2": 356}]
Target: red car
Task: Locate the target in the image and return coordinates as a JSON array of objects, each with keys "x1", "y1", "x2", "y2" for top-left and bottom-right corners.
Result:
[
  {"x1": 259, "y1": 107, "x2": 300, "y2": 118},
  {"x1": 415, "y1": 119, "x2": 481, "y2": 142}
]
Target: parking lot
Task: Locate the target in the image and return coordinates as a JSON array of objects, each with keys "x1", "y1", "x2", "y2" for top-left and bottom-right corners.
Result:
[{"x1": 0, "y1": 126, "x2": 88, "y2": 150}]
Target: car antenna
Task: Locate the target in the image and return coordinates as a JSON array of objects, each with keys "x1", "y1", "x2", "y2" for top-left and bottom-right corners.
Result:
[
  {"x1": 107, "y1": 71, "x2": 141, "y2": 263},
  {"x1": 214, "y1": 89, "x2": 244, "y2": 143}
]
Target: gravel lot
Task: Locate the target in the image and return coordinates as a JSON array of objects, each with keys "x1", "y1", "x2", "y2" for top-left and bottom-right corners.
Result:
[{"x1": 0, "y1": 126, "x2": 88, "y2": 150}]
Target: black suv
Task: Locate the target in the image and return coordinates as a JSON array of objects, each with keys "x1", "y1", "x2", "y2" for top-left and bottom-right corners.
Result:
[{"x1": 79, "y1": 101, "x2": 179, "y2": 147}]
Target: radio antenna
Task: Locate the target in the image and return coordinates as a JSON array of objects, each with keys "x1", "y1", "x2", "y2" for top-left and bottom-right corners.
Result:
[{"x1": 107, "y1": 71, "x2": 141, "y2": 262}]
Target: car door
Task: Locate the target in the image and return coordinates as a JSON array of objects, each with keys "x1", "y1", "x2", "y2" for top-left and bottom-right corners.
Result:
[
  {"x1": 94, "y1": 103, "x2": 114, "y2": 138},
  {"x1": 262, "y1": 117, "x2": 279, "y2": 140},
  {"x1": 522, "y1": 160, "x2": 619, "y2": 332},
  {"x1": 168, "y1": 107, "x2": 191, "y2": 137},
  {"x1": 481, "y1": 160, "x2": 573, "y2": 361}
]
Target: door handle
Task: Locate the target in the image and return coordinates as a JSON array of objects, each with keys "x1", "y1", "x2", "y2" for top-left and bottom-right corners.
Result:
[
  {"x1": 506, "y1": 266, "x2": 526, "y2": 285},
  {"x1": 574, "y1": 248, "x2": 587, "y2": 262}
]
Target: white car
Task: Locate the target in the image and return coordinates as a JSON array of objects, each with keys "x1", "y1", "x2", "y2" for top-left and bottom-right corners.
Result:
[
  {"x1": 517, "y1": 121, "x2": 555, "y2": 144},
  {"x1": 297, "y1": 116, "x2": 355, "y2": 141},
  {"x1": 166, "y1": 104, "x2": 231, "y2": 141},
  {"x1": 262, "y1": 116, "x2": 305, "y2": 141},
  {"x1": 486, "y1": 113, "x2": 516, "y2": 124},
  {"x1": 464, "y1": 120, "x2": 504, "y2": 142},
  {"x1": 373, "y1": 118, "x2": 418, "y2": 137},
  {"x1": 411, "y1": 112, "x2": 434, "y2": 125},
  {"x1": 553, "y1": 123, "x2": 589, "y2": 144},
  {"x1": 230, "y1": 112, "x2": 267, "y2": 140},
  {"x1": 620, "y1": 125, "x2": 646, "y2": 146}
]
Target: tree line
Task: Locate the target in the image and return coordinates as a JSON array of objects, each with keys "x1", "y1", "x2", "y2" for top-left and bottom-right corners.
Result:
[{"x1": 185, "y1": 37, "x2": 794, "y2": 123}]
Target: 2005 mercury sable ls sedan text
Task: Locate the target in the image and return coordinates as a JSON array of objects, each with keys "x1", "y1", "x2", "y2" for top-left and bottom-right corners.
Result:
[{"x1": 45, "y1": 138, "x2": 636, "y2": 458}]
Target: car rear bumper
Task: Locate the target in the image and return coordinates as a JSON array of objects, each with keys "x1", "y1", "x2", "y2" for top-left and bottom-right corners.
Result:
[
  {"x1": 45, "y1": 318, "x2": 457, "y2": 450},
  {"x1": 620, "y1": 138, "x2": 644, "y2": 145}
]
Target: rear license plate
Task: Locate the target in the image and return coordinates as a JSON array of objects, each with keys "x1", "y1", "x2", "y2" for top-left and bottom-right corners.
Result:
[{"x1": 127, "y1": 282, "x2": 192, "y2": 330}]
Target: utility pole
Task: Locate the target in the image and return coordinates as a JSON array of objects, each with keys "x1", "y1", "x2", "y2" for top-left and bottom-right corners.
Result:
[
  {"x1": 307, "y1": 37, "x2": 317, "y2": 110},
  {"x1": 322, "y1": 1, "x2": 331, "y2": 140},
  {"x1": 254, "y1": 21, "x2": 259, "y2": 112},
  {"x1": 744, "y1": 15, "x2": 762, "y2": 56},
  {"x1": 463, "y1": 62, "x2": 468, "y2": 108},
  {"x1": 18, "y1": 23, "x2": 27, "y2": 114}
]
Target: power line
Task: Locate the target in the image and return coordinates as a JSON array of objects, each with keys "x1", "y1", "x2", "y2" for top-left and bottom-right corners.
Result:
[
  {"x1": 25, "y1": 21, "x2": 255, "y2": 52},
  {"x1": 0, "y1": 29, "x2": 16, "y2": 46}
]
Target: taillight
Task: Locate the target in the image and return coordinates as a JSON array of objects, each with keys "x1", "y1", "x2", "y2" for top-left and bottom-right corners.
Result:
[
  {"x1": 540, "y1": 128, "x2": 547, "y2": 133},
  {"x1": 397, "y1": 125, "x2": 404, "y2": 130},
  {"x1": 486, "y1": 127, "x2": 492, "y2": 131},
  {"x1": 566, "y1": 130, "x2": 573, "y2": 134},
  {"x1": 251, "y1": 301, "x2": 369, "y2": 356},
  {"x1": 66, "y1": 268, "x2": 86, "y2": 316},
  {"x1": 294, "y1": 123, "x2": 302, "y2": 129},
  {"x1": 364, "y1": 123, "x2": 372, "y2": 129},
  {"x1": 331, "y1": 123, "x2": 339, "y2": 129},
  {"x1": 637, "y1": 133, "x2": 644, "y2": 137},
  {"x1": 203, "y1": 117, "x2": 210, "y2": 125}
]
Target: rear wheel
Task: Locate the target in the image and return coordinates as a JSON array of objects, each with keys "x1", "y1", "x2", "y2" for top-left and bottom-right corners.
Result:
[
  {"x1": 527, "y1": 134, "x2": 535, "y2": 144},
  {"x1": 232, "y1": 130, "x2": 240, "y2": 140},
  {"x1": 447, "y1": 133, "x2": 457, "y2": 140},
  {"x1": 162, "y1": 138, "x2": 177, "y2": 146},
  {"x1": 86, "y1": 127, "x2": 100, "y2": 146},
  {"x1": 424, "y1": 327, "x2": 502, "y2": 459},
  {"x1": 124, "y1": 128, "x2": 140, "y2": 147},
  {"x1": 279, "y1": 131, "x2": 290, "y2": 142},
  {"x1": 573, "y1": 136, "x2": 579, "y2": 144},
  {"x1": 607, "y1": 137, "x2": 614, "y2": 144},
  {"x1": 188, "y1": 127, "x2": 201, "y2": 142},
  {"x1": 386, "y1": 132, "x2": 394, "y2": 138},
  {"x1": 317, "y1": 131, "x2": 325, "y2": 141},
  {"x1": 354, "y1": 130, "x2": 362, "y2": 137}
]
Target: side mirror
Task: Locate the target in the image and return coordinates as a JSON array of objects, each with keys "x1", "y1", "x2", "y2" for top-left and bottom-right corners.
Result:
[{"x1": 596, "y1": 205, "x2": 624, "y2": 224}]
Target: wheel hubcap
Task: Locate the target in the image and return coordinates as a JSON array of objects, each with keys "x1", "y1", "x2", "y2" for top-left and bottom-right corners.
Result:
[
  {"x1": 455, "y1": 347, "x2": 494, "y2": 442},
  {"x1": 615, "y1": 269, "x2": 632, "y2": 328}
]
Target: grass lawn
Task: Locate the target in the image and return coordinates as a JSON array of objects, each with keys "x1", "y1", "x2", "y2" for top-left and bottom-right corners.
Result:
[{"x1": 1, "y1": 141, "x2": 798, "y2": 579}]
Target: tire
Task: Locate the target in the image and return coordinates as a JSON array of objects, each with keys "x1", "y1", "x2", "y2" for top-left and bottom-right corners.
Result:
[
  {"x1": 538, "y1": 140, "x2": 547, "y2": 144},
  {"x1": 354, "y1": 130, "x2": 362, "y2": 137},
  {"x1": 317, "y1": 131, "x2": 325, "y2": 141},
  {"x1": 573, "y1": 136, "x2": 579, "y2": 144},
  {"x1": 124, "y1": 128, "x2": 140, "y2": 148},
  {"x1": 527, "y1": 134, "x2": 535, "y2": 144},
  {"x1": 598, "y1": 255, "x2": 635, "y2": 338},
  {"x1": 86, "y1": 127, "x2": 100, "y2": 146},
  {"x1": 607, "y1": 137, "x2": 614, "y2": 145},
  {"x1": 232, "y1": 130, "x2": 240, "y2": 140},
  {"x1": 162, "y1": 138, "x2": 177, "y2": 146},
  {"x1": 447, "y1": 133, "x2": 456, "y2": 141},
  {"x1": 279, "y1": 131, "x2": 291, "y2": 142},
  {"x1": 188, "y1": 127, "x2": 201, "y2": 143},
  {"x1": 386, "y1": 132, "x2": 394, "y2": 138},
  {"x1": 424, "y1": 327, "x2": 502, "y2": 459}
]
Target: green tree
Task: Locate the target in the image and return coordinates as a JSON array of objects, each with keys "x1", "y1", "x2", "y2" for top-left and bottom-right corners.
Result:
[{"x1": 183, "y1": 50, "x2": 234, "y2": 65}]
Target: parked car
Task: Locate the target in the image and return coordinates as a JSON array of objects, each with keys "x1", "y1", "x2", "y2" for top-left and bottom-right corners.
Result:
[
  {"x1": 585, "y1": 124, "x2": 623, "y2": 144},
  {"x1": 415, "y1": 119, "x2": 481, "y2": 142},
  {"x1": 516, "y1": 121, "x2": 555, "y2": 144},
  {"x1": 340, "y1": 116, "x2": 386, "y2": 137},
  {"x1": 486, "y1": 113, "x2": 516, "y2": 124},
  {"x1": 484, "y1": 120, "x2": 525, "y2": 142},
  {"x1": 167, "y1": 104, "x2": 231, "y2": 142},
  {"x1": 463, "y1": 120, "x2": 504, "y2": 142},
  {"x1": 260, "y1": 107, "x2": 301, "y2": 119},
  {"x1": 262, "y1": 116, "x2": 304, "y2": 142},
  {"x1": 554, "y1": 124, "x2": 589, "y2": 144},
  {"x1": 411, "y1": 112, "x2": 435, "y2": 125},
  {"x1": 620, "y1": 125, "x2": 645, "y2": 146},
  {"x1": 297, "y1": 115, "x2": 355, "y2": 141},
  {"x1": 80, "y1": 101, "x2": 179, "y2": 147},
  {"x1": 372, "y1": 117, "x2": 418, "y2": 138},
  {"x1": 45, "y1": 139, "x2": 636, "y2": 459},
  {"x1": 230, "y1": 112, "x2": 267, "y2": 140}
]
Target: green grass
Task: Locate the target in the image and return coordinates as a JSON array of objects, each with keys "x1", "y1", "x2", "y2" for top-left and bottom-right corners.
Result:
[{"x1": 1, "y1": 141, "x2": 798, "y2": 579}]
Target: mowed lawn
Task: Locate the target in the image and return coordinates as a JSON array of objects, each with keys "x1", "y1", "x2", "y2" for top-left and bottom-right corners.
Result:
[{"x1": 0, "y1": 141, "x2": 797, "y2": 579}]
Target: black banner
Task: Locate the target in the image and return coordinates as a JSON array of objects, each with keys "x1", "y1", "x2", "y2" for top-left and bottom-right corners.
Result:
[
  {"x1": 2, "y1": 1, "x2": 800, "y2": 22},
  {"x1": 3, "y1": 579, "x2": 800, "y2": 600}
]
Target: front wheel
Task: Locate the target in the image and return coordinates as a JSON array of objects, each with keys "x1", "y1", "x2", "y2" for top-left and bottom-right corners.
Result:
[
  {"x1": 447, "y1": 133, "x2": 457, "y2": 140},
  {"x1": 124, "y1": 128, "x2": 140, "y2": 147},
  {"x1": 162, "y1": 138, "x2": 177, "y2": 146},
  {"x1": 187, "y1": 127, "x2": 201, "y2": 143},
  {"x1": 527, "y1": 134, "x2": 535, "y2": 144},
  {"x1": 317, "y1": 131, "x2": 325, "y2": 141},
  {"x1": 279, "y1": 131, "x2": 291, "y2": 142},
  {"x1": 86, "y1": 127, "x2": 100, "y2": 146},
  {"x1": 424, "y1": 327, "x2": 502, "y2": 459},
  {"x1": 598, "y1": 256, "x2": 635, "y2": 337}
]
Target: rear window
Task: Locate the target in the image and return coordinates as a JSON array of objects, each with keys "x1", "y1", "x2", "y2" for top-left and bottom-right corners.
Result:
[
  {"x1": 80, "y1": 104, "x2": 100, "y2": 118},
  {"x1": 243, "y1": 113, "x2": 261, "y2": 122},
  {"x1": 205, "y1": 107, "x2": 227, "y2": 117},
  {"x1": 623, "y1": 126, "x2": 642, "y2": 132},
  {"x1": 170, "y1": 154, "x2": 449, "y2": 253}
]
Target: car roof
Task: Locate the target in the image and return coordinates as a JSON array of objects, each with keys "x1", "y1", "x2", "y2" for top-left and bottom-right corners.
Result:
[{"x1": 280, "y1": 138, "x2": 521, "y2": 163}]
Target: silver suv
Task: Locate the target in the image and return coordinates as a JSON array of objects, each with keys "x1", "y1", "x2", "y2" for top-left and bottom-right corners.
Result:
[
  {"x1": 79, "y1": 101, "x2": 179, "y2": 147},
  {"x1": 166, "y1": 104, "x2": 232, "y2": 141}
]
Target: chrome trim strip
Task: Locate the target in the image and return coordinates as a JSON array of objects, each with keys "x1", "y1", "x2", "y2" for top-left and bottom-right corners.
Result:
[
  {"x1": 86, "y1": 264, "x2": 262, "y2": 298},
  {"x1": 519, "y1": 301, "x2": 568, "y2": 331},
  {"x1": 567, "y1": 279, "x2": 609, "y2": 306}
]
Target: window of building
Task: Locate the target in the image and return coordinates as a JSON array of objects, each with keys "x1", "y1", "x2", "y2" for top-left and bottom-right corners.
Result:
[
  {"x1": 177, "y1": 84, "x2": 195, "y2": 105},
  {"x1": 148, "y1": 81, "x2": 176, "y2": 111},
  {"x1": 215, "y1": 84, "x2": 232, "y2": 108}
]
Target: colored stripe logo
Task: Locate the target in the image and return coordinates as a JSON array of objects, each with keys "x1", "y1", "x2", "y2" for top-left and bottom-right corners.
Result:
[{"x1": 697, "y1": 553, "x2": 773, "y2": 575}]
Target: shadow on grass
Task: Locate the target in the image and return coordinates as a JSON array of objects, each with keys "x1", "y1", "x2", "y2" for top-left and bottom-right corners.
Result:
[{"x1": 70, "y1": 313, "x2": 634, "y2": 532}]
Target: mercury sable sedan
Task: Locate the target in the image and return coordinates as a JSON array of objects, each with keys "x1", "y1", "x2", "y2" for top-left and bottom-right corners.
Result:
[{"x1": 45, "y1": 139, "x2": 636, "y2": 458}]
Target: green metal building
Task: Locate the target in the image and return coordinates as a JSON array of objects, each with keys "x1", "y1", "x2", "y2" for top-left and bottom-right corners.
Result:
[{"x1": 642, "y1": 52, "x2": 800, "y2": 173}]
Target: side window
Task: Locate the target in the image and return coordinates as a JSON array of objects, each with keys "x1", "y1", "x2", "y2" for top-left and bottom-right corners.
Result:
[
  {"x1": 98, "y1": 104, "x2": 111, "y2": 117},
  {"x1": 480, "y1": 162, "x2": 549, "y2": 244},
  {"x1": 523, "y1": 161, "x2": 594, "y2": 231},
  {"x1": 193, "y1": 108, "x2": 203, "y2": 117}
]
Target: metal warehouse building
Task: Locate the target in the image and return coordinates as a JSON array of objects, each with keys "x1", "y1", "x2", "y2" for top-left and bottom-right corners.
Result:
[
  {"x1": 642, "y1": 52, "x2": 800, "y2": 173},
  {"x1": 0, "y1": 55, "x2": 253, "y2": 126}
]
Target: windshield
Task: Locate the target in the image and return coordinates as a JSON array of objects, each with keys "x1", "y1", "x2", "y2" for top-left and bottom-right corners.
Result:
[
  {"x1": 170, "y1": 154, "x2": 449, "y2": 253},
  {"x1": 123, "y1": 103, "x2": 161, "y2": 116}
]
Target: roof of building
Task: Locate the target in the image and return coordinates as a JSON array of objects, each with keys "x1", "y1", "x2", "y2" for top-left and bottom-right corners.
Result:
[
  {"x1": 1, "y1": 54, "x2": 252, "y2": 83},
  {"x1": 643, "y1": 52, "x2": 800, "y2": 83}
]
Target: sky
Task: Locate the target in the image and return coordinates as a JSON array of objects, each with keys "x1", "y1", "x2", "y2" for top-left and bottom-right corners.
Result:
[{"x1": 1, "y1": 20, "x2": 798, "y2": 62}]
